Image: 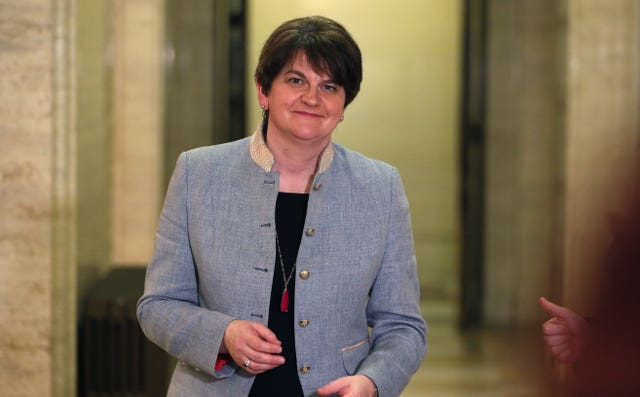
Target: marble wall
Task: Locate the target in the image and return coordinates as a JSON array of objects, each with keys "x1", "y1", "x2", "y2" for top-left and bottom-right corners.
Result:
[{"x1": 0, "y1": 0, "x2": 75, "y2": 395}]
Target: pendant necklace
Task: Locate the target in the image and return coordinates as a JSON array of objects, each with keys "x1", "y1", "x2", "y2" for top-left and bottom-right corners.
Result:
[{"x1": 275, "y1": 233, "x2": 296, "y2": 313}]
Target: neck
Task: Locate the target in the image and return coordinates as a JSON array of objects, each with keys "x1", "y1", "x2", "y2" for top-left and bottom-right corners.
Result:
[{"x1": 266, "y1": 132, "x2": 329, "y2": 193}]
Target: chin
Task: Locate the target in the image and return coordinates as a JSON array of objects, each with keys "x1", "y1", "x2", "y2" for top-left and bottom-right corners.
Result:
[{"x1": 290, "y1": 125, "x2": 334, "y2": 141}]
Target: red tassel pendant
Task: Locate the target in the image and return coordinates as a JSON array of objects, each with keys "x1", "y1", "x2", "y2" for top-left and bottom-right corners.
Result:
[{"x1": 280, "y1": 288, "x2": 290, "y2": 313}]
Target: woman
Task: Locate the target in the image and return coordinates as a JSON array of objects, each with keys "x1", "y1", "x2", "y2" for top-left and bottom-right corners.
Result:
[{"x1": 137, "y1": 16, "x2": 427, "y2": 397}]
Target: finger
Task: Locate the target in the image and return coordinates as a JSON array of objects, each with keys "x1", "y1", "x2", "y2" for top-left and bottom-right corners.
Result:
[
  {"x1": 222, "y1": 321, "x2": 273, "y2": 365},
  {"x1": 244, "y1": 348, "x2": 285, "y2": 367},
  {"x1": 228, "y1": 322, "x2": 280, "y2": 355},
  {"x1": 540, "y1": 297, "x2": 573, "y2": 319},
  {"x1": 241, "y1": 359, "x2": 282, "y2": 375},
  {"x1": 542, "y1": 320, "x2": 570, "y2": 336},
  {"x1": 252, "y1": 323, "x2": 281, "y2": 344},
  {"x1": 545, "y1": 332, "x2": 569, "y2": 344},
  {"x1": 248, "y1": 326, "x2": 283, "y2": 355},
  {"x1": 240, "y1": 324, "x2": 285, "y2": 367},
  {"x1": 549, "y1": 343, "x2": 573, "y2": 357},
  {"x1": 556, "y1": 349, "x2": 576, "y2": 363},
  {"x1": 544, "y1": 334, "x2": 570, "y2": 347},
  {"x1": 317, "y1": 378, "x2": 347, "y2": 396}
]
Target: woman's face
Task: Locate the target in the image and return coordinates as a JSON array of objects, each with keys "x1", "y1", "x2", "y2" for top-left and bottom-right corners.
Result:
[{"x1": 257, "y1": 52, "x2": 346, "y2": 147}]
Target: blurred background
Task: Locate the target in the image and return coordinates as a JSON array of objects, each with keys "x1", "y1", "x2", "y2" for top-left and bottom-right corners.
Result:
[{"x1": 1, "y1": 0, "x2": 638, "y2": 396}]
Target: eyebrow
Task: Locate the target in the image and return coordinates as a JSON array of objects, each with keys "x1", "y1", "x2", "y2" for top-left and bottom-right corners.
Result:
[{"x1": 285, "y1": 69, "x2": 337, "y2": 85}]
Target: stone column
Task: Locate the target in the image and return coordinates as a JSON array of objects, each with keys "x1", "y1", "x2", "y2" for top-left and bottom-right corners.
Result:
[{"x1": 0, "y1": 0, "x2": 77, "y2": 395}]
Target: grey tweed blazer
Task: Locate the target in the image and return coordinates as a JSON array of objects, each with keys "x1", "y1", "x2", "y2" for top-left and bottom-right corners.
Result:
[{"x1": 137, "y1": 129, "x2": 427, "y2": 397}]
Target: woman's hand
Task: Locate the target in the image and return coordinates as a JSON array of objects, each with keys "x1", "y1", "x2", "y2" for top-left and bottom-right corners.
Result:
[
  {"x1": 317, "y1": 375, "x2": 377, "y2": 397},
  {"x1": 222, "y1": 320, "x2": 285, "y2": 375},
  {"x1": 540, "y1": 297, "x2": 588, "y2": 363}
]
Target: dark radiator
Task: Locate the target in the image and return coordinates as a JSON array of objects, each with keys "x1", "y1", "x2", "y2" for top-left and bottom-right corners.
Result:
[{"x1": 79, "y1": 267, "x2": 171, "y2": 397}]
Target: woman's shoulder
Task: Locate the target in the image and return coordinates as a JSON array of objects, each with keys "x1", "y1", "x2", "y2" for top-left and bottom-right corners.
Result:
[{"x1": 331, "y1": 142, "x2": 398, "y2": 178}]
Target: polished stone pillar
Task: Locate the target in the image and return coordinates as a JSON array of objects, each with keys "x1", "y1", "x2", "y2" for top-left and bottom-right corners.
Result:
[{"x1": 0, "y1": 0, "x2": 77, "y2": 395}]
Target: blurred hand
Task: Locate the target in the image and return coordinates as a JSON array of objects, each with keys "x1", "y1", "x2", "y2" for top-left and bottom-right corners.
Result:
[
  {"x1": 222, "y1": 320, "x2": 285, "y2": 374},
  {"x1": 317, "y1": 375, "x2": 377, "y2": 397},
  {"x1": 540, "y1": 297, "x2": 588, "y2": 363}
]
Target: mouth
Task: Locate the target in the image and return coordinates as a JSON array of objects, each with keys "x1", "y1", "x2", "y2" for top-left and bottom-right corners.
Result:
[{"x1": 293, "y1": 111, "x2": 323, "y2": 118}]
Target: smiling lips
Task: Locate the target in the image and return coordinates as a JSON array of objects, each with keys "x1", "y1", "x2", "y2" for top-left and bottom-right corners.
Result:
[{"x1": 293, "y1": 110, "x2": 323, "y2": 118}]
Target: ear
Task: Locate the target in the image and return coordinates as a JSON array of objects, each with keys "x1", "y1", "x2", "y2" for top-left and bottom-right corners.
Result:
[{"x1": 256, "y1": 81, "x2": 269, "y2": 109}]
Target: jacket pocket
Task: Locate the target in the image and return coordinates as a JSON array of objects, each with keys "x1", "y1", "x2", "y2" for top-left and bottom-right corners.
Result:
[{"x1": 341, "y1": 337, "x2": 370, "y2": 375}]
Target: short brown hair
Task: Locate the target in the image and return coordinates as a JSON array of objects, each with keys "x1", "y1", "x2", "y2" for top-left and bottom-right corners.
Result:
[{"x1": 255, "y1": 16, "x2": 362, "y2": 107}]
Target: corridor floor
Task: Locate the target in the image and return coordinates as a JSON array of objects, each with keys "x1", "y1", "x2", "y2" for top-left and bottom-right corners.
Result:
[{"x1": 401, "y1": 301, "x2": 554, "y2": 397}]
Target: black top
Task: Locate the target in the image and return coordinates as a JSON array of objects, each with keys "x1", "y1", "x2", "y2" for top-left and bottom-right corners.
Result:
[{"x1": 248, "y1": 192, "x2": 308, "y2": 397}]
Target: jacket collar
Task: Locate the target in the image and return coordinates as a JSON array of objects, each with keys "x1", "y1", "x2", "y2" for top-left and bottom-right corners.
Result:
[{"x1": 249, "y1": 122, "x2": 334, "y2": 174}]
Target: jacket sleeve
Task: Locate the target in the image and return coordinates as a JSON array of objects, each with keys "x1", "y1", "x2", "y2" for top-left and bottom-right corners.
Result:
[
  {"x1": 136, "y1": 152, "x2": 236, "y2": 378},
  {"x1": 357, "y1": 167, "x2": 427, "y2": 396}
]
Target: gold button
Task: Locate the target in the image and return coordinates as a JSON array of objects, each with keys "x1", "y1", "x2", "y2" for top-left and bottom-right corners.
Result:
[
  {"x1": 298, "y1": 319, "x2": 309, "y2": 327},
  {"x1": 312, "y1": 183, "x2": 322, "y2": 191},
  {"x1": 299, "y1": 270, "x2": 310, "y2": 280},
  {"x1": 300, "y1": 366, "x2": 311, "y2": 374},
  {"x1": 305, "y1": 228, "x2": 315, "y2": 237}
]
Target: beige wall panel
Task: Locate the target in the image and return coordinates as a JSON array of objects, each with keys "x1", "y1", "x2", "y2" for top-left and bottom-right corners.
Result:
[
  {"x1": 76, "y1": 0, "x2": 113, "y2": 301},
  {"x1": 111, "y1": 0, "x2": 164, "y2": 265}
]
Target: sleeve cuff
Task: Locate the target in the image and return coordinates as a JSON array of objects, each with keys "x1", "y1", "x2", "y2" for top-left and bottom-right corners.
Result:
[{"x1": 213, "y1": 354, "x2": 236, "y2": 378}]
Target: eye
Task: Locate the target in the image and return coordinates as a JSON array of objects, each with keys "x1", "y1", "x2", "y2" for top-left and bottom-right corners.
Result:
[
  {"x1": 288, "y1": 77, "x2": 304, "y2": 85},
  {"x1": 321, "y1": 83, "x2": 341, "y2": 93}
]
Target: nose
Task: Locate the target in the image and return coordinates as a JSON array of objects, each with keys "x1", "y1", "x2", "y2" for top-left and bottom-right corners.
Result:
[{"x1": 301, "y1": 86, "x2": 319, "y2": 105}]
